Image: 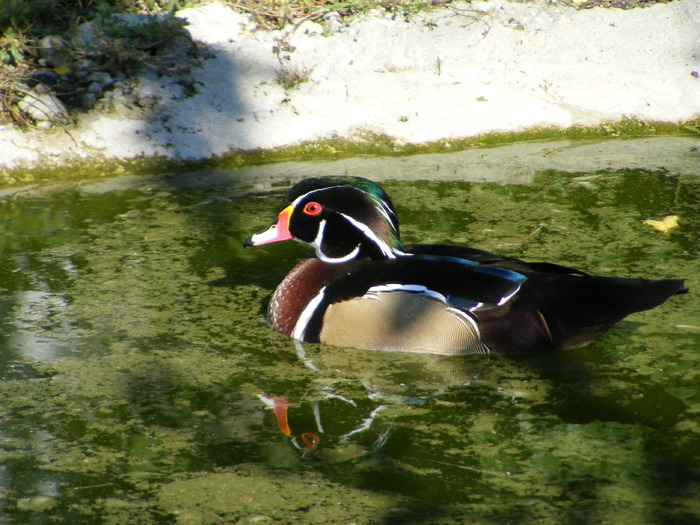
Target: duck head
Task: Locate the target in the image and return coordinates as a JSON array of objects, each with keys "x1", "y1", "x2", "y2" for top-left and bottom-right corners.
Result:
[{"x1": 244, "y1": 176, "x2": 404, "y2": 262}]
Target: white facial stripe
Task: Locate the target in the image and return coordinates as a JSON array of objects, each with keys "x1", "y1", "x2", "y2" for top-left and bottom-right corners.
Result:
[
  {"x1": 340, "y1": 213, "x2": 397, "y2": 259},
  {"x1": 290, "y1": 186, "x2": 330, "y2": 208},
  {"x1": 377, "y1": 199, "x2": 398, "y2": 228},
  {"x1": 292, "y1": 286, "x2": 327, "y2": 341}
]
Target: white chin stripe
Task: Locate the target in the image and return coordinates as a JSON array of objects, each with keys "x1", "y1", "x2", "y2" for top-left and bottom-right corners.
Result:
[
  {"x1": 312, "y1": 219, "x2": 326, "y2": 251},
  {"x1": 292, "y1": 286, "x2": 327, "y2": 341},
  {"x1": 318, "y1": 244, "x2": 361, "y2": 263}
]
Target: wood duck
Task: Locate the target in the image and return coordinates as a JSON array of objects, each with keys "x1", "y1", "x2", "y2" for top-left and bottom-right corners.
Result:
[{"x1": 244, "y1": 176, "x2": 687, "y2": 355}]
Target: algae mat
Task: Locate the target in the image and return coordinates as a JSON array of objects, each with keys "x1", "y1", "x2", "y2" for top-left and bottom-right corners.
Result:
[{"x1": 0, "y1": 139, "x2": 699, "y2": 524}]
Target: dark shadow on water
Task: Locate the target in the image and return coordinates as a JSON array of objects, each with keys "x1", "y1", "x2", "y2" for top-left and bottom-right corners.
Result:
[
  {"x1": 509, "y1": 342, "x2": 700, "y2": 525},
  {"x1": 122, "y1": 358, "x2": 266, "y2": 468},
  {"x1": 130, "y1": 38, "x2": 276, "y2": 279}
]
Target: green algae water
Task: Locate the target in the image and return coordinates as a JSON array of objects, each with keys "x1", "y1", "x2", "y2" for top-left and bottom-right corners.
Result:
[{"x1": 1, "y1": 139, "x2": 699, "y2": 524}]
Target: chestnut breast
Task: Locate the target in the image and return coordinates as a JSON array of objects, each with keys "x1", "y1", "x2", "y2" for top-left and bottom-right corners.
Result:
[{"x1": 268, "y1": 258, "x2": 350, "y2": 336}]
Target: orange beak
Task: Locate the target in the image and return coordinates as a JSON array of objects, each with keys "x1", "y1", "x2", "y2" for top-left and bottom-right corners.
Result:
[{"x1": 244, "y1": 205, "x2": 294, "y2": 246}]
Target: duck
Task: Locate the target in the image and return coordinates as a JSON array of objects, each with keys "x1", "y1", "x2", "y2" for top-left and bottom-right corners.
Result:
[{"x1": 244, "y1": 176, "x2": 687, "y2": 355}]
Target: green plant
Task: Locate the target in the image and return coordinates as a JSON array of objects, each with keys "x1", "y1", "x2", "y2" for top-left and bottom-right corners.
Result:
[
  {"x1": 0, "y1": 28, "x2": 25, "y2": 66},
  {"x1": 72, "y1": 12, "x2": 191, "y2": 73},
  {"x1": 0, "y1": 27, "x2": 31, "y2": 125},
  {"x1": 100, "y1": 12, "x2": 189, "y2": 50}
]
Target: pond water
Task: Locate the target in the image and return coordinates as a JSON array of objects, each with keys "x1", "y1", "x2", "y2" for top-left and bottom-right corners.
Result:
[{"x1": 1, "y1": 138, "x2": 699, "y2": 524}]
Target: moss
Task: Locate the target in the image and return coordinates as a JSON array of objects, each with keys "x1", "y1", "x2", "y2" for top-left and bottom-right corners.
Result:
[
  {"x1": 0, "y1": 141, "x2": 699, "y2": 524},
  {"x1": 2, "y1": 117, "x2": 699, "y2": 190}
]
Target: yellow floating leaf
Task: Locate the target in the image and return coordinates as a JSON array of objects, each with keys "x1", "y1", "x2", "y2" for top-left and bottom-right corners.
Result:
[{"x1": 643, "y1": 215, "x2": 679, "y2": 236}]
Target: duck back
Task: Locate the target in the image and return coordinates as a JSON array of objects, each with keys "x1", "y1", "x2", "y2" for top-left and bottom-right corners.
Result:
[{"x1": 407, "y1": 244, "x2": 687, "y2": 353}]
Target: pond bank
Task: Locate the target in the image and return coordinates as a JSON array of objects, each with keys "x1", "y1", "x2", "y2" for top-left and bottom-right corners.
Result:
[
  {"x1": 1, "y1": 0, "x2": 699, "y2": 175},
  {"x1": 2, "y1": 136, "x2": 697, "y2": 200}
]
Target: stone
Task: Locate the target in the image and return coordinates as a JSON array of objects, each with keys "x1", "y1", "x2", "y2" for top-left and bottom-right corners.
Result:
[
  {"x1": 75, "y1": 21, "x2": 101, "y2": 50},
  {"x1": 38, "y1": 36, "x2": 70, "y2": 68},
  {"x1": 296, "y1": 21, "x2": 324, "y2": 36},
  {"x1": 81, "y1": 92, "x2": 98, "y2": 109},
  {"x1": 86, "y1": 82, "x2": 103, "y2": 95},
  {"x1": 111, "y1": 13, "x2": 171, "y2": 28},
  {"x1": 87, "y1": 71, "x2": 114, "y2": 88},
  {"x1": 29, "y1": 68, "x2": 59, "y2": 88},
  {"x1": 18, "y1": 91, "x2": 69, "y2": 122},
  {"x1": 76, "y1": 58, "x2": 97, "y2": 72},
  {"x1": 323, "y1": 12, "x2": 343, "y2": 33},
  {"x1": 176, "y1": 3, "x2": 250, "y2": 44}
]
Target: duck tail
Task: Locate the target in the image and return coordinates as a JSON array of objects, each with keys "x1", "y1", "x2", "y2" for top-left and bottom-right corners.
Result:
[
  {"x1": 482, "y1": 276, "x2": 687, "y2": 353},
  {"x1": 620, "y1": 278, "x2": 688, "y2": 310},
  {"x1": 548, "y1": 276, "x2": 687, "y2": 350}
]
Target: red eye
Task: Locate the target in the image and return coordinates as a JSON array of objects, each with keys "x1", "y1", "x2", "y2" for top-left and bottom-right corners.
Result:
[{"x1": 303, "y1": 202, "x2": 322, "y2": 216}]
